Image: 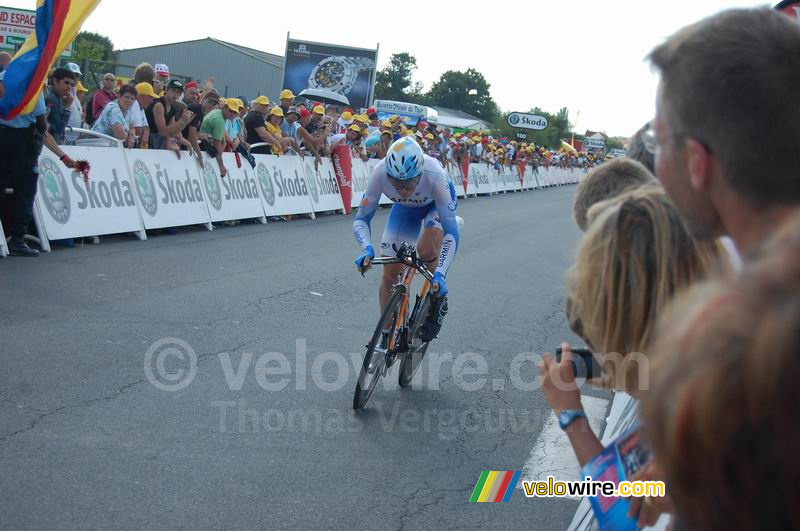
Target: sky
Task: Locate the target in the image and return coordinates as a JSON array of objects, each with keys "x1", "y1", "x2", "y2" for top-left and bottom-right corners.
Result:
[{"x1": 5, "y1": 0, "x2": 766, "y2": 137}]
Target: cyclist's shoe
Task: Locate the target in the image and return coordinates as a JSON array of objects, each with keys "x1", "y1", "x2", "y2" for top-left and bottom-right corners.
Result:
[{"x1": 419, "y1": 294, "x2": 448, "y2": 343}]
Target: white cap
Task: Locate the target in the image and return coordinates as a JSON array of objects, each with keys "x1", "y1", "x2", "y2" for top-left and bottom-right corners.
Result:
[{"x1": 65, "y1": 62, "x2": 82, "y2": 76}]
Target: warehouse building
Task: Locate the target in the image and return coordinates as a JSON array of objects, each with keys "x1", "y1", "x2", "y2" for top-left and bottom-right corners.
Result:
[{"x1": 116, "y1": 38, "x2": 284, "y2": 101}]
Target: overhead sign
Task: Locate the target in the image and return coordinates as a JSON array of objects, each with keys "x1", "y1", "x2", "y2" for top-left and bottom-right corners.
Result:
[
  {"x1": 0, "y1": 5, "x2": 74, "y2": 56},
  {"x1": 583, "y1": 138, "x2": 606, "y2": 150},
  {"x1": 283, "y1": 37, "x2": 377, "y2": 109},
  {"x1": 507, "y1": 112, "x2": 549, "y2": 131}
]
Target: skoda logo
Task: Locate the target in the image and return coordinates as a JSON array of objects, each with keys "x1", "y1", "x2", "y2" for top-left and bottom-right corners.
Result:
[
  {"x1": 256, "y1": 163, "x2": 275, "y2": 207},
  {"x1": 305, "y1": 164, "x2": 319, "y2": 203},
  {"x1": 203, "y1": 165, "x2": 222, "y2": 211},
  {"x1": 509, "y1": 113, "x2": 520, "y2": 125},
  {"x1": 132, "y1": 160, "x2": 158, "y2": 217},
  {"x1": 39, "y1": 157, "x2": 71, "y2": 224}
]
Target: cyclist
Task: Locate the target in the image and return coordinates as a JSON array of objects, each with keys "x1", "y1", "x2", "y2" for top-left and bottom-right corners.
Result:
[{"x1": 353, "y1": 136, "x2": 461, "y2": 343}]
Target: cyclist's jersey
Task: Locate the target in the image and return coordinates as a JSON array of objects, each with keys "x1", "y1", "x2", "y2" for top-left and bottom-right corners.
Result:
[{"x1": 353, "y1": 154, "x2": 460, "y2": 277}]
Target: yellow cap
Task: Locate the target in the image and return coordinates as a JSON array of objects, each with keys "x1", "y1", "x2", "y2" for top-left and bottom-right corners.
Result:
[
  {"x1": 341, "y1": 111, "x2": 353, "y2": 121},
  {"x1": 354, "y1": 114, "x2": 369, "y2": 125},
  {"x1": 348, "y1": 124, "x2": 361, "y2": 132},
  {"x1": 270, "y1": 107, "x2": 284, "y2": 117},
  {"x1": 312, "y1": 105, "x2": 325, "y2": 115},
  {"x1": 425, "y1": 133, "x2": 434, "y2": 140},
  {"x1": 135, "y1": 82, "x2": 157, "y2": 98},
  {"x1": 253, "y1": 95, "x2": 270, "y2": 106},
  {"x1": 280, "y1": 89, "x2": 295, "y2": 100},
  {"x1": 224, "y1": 98, "x2": 242, "y2": 112},
  {"x1": 76, "y1": 80, "x2": 88, "y2": 93},
  {"x1": 381, "y1": 120, "x2": 392, "y2": 128}
]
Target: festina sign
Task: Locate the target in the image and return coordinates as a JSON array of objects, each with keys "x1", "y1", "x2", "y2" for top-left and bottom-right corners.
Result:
[{"x1": 507, "y1": 112, "x2": 548, "y2": 131}]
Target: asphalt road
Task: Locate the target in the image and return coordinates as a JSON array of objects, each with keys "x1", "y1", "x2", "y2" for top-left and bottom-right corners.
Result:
[{"x1": 0, "y1": 185, "x2": 608, "y2": 529}]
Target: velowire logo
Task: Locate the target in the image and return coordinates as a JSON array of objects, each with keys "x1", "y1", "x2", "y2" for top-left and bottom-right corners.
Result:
[{"x1": 39, "y1": 157, "x2": 71, "y2": 224}]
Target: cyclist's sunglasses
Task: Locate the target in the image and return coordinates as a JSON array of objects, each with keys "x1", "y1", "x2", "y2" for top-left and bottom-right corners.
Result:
[{"x1": 388, "y1": 175, "x2": 421, "y2": 192}]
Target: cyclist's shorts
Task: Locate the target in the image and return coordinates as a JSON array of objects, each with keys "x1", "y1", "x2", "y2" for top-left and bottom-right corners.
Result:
[{"x1": 380, "y1": 203, "x2": 463, "y2": 257}]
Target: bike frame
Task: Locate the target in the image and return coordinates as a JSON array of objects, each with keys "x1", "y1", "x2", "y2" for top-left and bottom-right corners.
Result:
[{"x1": 370, "y1": 253, "x2": 433, "y2": 352}]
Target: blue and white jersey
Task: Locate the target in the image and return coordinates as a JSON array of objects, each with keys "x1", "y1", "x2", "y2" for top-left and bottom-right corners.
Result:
[{"x1": 353, "y1": 154, "x2": 460, "y2": 277}]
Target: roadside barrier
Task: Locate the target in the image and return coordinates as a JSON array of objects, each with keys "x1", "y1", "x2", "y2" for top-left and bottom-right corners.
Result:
[{"x1": 1, "y1": 132, "x2": 587, "y2": 254}]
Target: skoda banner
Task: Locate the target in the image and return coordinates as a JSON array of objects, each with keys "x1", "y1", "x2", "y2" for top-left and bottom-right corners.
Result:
[{"x1": 282, "y1": 37, "x2": 378, "y2": 109}]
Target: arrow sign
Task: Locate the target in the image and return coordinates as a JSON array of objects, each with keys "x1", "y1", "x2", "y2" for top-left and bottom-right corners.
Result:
[{"x1": 507, "y1": 112, "x2": 549, "y2": 131}]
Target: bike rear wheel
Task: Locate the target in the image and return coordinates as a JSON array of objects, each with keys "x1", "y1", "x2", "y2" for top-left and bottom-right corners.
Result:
[
  {"x1": 399, "y1": 293, "x2": 432, "y2": 388},
  {"x1": 353, "y1": 289, "x2": 405, "y2": 410}
]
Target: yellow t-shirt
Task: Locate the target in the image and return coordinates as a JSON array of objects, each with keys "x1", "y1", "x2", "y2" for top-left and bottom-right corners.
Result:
[{"x1": 266, "y1": 122, "x2": 283, "y2": 155}]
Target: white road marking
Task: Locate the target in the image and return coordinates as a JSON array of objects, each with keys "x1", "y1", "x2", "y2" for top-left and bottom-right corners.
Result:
[
  {"x1": 518, "y1": 395, "x2": 609, "y2": 499},
  {"x1": 310, "y1": 292, "x2": 324, "y2": 297}
]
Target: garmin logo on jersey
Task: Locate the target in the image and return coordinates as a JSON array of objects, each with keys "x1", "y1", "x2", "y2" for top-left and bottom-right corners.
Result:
[
  {"x1": 438, "y1": 239, "x2": 454, "y2": 268},
  {"x1": 396, "y1": 197, "x2": 430, "y2": 205}
]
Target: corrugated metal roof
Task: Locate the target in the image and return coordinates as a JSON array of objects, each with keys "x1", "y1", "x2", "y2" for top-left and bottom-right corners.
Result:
[{"x1": 116, "y1": 38, "x2": 284, "y2": 101}]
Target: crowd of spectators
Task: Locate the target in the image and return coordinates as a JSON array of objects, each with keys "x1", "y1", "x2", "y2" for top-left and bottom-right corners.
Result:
[
  {"x1": 538, "y1": 7, "x2": 800, "y2": 530},
  {"x1": 35, "y1": 60, "x2": 605, "y2": 182}
]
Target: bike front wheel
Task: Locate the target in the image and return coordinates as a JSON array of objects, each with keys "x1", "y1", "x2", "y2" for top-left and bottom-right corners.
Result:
[{"x1": 353, "y1": 289, "x2": 405, "y2": 410}]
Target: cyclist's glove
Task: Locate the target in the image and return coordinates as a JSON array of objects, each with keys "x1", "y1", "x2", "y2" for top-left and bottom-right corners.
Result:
[
  {"x1": 431, "y1": 272, "x2": 448, "y2": 298},
  {"x1": 355, "y1": 245, "x2": 375, "y2": 273}
]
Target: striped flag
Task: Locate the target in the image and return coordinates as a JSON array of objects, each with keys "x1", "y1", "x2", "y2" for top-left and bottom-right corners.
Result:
[
  {"x1": 469, "y1": 471, "x2": 521, "y2": 503},
  {"x1": 0, "y1": 0, "x2": 101, "y2": 120}
]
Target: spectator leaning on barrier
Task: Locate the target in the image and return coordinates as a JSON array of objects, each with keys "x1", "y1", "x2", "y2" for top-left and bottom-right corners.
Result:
[
  {"x1": 245, "y1": 95, "x2": 280, "y2": 155},
  {"x1": 91, "y1": 72, "x2": 117, "y2": 124},
  {"x1": 279, "y1": 89, "x2": 294, "y2": 115},
  {"x1": 91, "y1": 84, "x2": 137, "y2": 147},
  {"x1": 130, "y1": 63, "x2": 156, "y2": 148},
  {"x1": 182, "y1": 91, "x2": 219, "y2": 166},
  {"x1": 146, "y1": 79, "x2": 194, "y2": 151},
  {"x1": 45, "y1": 67, "x2": 76, "y2": 144},
  {"x1": 183, "y1": 81, "x2": 200, "y2": 105},
  {"x1": 200, "y1": 98, "x2": 240, "y2": 177},
  {"x1": 292, "y1": 107, "x2": 323, "y2": 165},
  {"x1": 647, "y1": 7, "x2": 800, "y2": 258}
]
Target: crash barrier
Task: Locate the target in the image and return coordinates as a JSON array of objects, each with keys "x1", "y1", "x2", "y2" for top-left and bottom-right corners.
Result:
[
  {"x1": 567, "y1": 393, "x2": 669, "y2": 531},
  {"x1": 2, "y1": 132, "x2": 587, "y2": 254}
]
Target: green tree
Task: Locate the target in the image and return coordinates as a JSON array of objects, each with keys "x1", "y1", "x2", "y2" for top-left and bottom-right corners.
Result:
[
  {"x1": 425, "y1": 69, "x2": 499, "y2": 122},
  {"x1": 73, "y1": 31, "x2": 115, "y2": 63},
  {"x1": 374, "y1": 53, "x2": 424, "y2": 103}
]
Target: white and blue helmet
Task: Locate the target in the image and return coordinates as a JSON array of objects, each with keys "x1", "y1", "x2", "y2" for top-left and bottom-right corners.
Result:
[{"x1": 385, "y1": 137, "x2": 424, "y2": 180}]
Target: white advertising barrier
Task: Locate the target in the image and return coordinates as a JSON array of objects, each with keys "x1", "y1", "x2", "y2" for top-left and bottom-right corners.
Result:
[
  {"x1": 252, "y1": 154, "x2": 315, "y2": 217},
  {"x1": 490, "y1": 167, "x2": 504, "y2": 194},
  {"x1": 350, "y1": 158, "x2": 371, "y2": 210},
  {"x1": 0, "y1": 219, "x2": 7, "y2": 257},
  {"x1": 469, "y1": 164, "x2": 493, "y2": 196},
  {"x1": 445, "y1": 166, "x2": 467, "y2": 198},
  {"x1": 309, "y1": 158, "x2": 347, "y2": 213},
  {"x1": 201, "y1": 153, "x2": 267, "y2": 223},
  {"x1": 35, "y1": 146, "x2": 146, "y2": 242},
  {"x1": 126, "y1": 149, "x2": 212, "y2": 230},
  {"x1": 464, "y1": 165, "x2": 478, "y2": 196}
]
